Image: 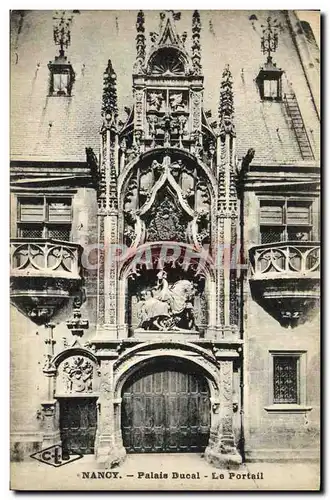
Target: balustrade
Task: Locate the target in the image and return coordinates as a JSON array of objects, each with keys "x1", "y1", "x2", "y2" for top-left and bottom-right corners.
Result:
[
  {"x1": 249, "y1": 242, "x2": 320, "y2": 278},
  {"x1": 10, "y1": 238, "x2": 82, "y2": 278}
]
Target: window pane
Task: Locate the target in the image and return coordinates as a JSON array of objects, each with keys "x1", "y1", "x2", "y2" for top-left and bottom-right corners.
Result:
[
  {"x1": 53, "y1": 73, "x2": 62, "y2": 93},
  {"x1": 273, "y1": 356, "x2": 298, "y2": 404},
  {"x1": 264, "y1": 80, "x2": 278, "y2": 98},
  {"x1": 19, "y1": 198, "x2": 44, "y2": 222},
  {"x1": 48, "y1": 199, "x2": 71, "y2": 222},
  {"x1": 60, "y1": 73, "x2": 69, "y2": 89},
  {"x1": 287, "y1": 202, "x2": 311, "y2": 225},
  {"x1": 48, "y1": 225, "x2": 71, "y2": 241},
  {"x1": 53, "y1": 73, "x2": 69, "y2": 95},
  {"x1": 261, "y1": 226, "x2": 283, "y2": 244},
  {"x1": 19, "y1": 225, "x2": 43, "y2": 238},
  {"x1": 260, "y1": 201, "x2": 284, "y2": 225}
]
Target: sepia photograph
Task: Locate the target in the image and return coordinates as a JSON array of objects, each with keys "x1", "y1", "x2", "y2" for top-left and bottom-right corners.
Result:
[{"x1": 9, "y1": 9, "x2": 320, "y2": 491}]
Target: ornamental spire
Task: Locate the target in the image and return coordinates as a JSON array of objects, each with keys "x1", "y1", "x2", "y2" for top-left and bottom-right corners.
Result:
[
  {"x1": 218, "y1": 64, "x2": 235, "y2": 137},
  {"x1": 102, "y1": 59, "x2": 118, "y2": 128},
  {"x1": 260, "y1": 16, "x2": 280, "y2": 64},
  {"x1": 191, "y1": 10, "x2": 202, "y2": 75},
  {"x1": 134, "y1": 10, "x2": 146, "y2": 74},
  {"x1": 52, "y1": 11, "x2": 73, "y2": 57}
]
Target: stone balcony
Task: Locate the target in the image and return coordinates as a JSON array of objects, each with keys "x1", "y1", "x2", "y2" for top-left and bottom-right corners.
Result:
[
  {"x1": 10, "y1": 238, "x2": 83, "y2": 325},
  {"x1": 248, "y1": 241, "x2": 320, "y2": 327}
]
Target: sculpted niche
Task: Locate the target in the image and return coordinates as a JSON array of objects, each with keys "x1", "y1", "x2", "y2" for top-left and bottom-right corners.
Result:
[
  {"x1": 136, "y1": 270, "x2": 196, "y2": 331},
  {"x1": 120, "y1": 152, "x2": 213, "y2": 336},
  {"x1": 123, "y1": 258, "x2": 209, "y2": 335}
]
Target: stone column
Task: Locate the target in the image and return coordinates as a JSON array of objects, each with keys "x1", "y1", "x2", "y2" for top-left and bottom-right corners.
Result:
[
  {"x1": 205, "y1": 277, "x2": 217, "y2": 339},
  {"x1": 214, "y1": 65, "x2": 240, "y2": 340},
  {"x1": 96, "y1": 59, "x2": 120, "y2": 341},
  {"x1": 95, "y1": 357, "x2": 126, "y2": 467},
  {"x1": 117, "y1": 278, "x2": 128, "y2": 339},
  {"x1": 205, "y1": 358, "x2": 242, "y2": 468},
  {"x1": 102, "y1": 212, "x2": 119, "y2": 339},
  {"x1": 40, "y1": 323, "x2": 61, "y2": 447}
]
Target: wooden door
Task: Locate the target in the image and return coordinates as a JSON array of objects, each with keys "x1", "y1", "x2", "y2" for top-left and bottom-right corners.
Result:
[
  {"x1": 60, "y1": 398, "x2": 97, "y2": 455},
  {"x1": 122, "y1": 363, "x2": 210, "y2": 453}
]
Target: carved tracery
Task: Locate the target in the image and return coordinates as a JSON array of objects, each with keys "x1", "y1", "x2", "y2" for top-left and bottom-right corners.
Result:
[
  {"x1": 122, "y1": 154, "x2": 212, "y2": 249},
  {"x1": 148, "y1": 48, "x2": 185, "y2": 75},
  {"x1": 145, "y1": 194, "x2": 187, "y2": 242}
]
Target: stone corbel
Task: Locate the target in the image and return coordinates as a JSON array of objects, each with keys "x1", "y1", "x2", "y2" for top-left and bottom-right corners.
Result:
[{"x1": 210, "y1": 399, "x2": 220, "y2": 414}]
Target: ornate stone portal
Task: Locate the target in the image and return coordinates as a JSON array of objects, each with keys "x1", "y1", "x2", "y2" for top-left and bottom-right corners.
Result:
[{"x1": 39, "y1": 10, "x2": 243, "y2": 469}]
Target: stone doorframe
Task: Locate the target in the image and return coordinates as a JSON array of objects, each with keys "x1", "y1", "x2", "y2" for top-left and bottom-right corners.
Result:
[
  {"x1": 40, "y1": 347, "x2": 100, "y2": 452},
  {"x1": 94, "y1": 341, "x2": 242, "y2": 468}
]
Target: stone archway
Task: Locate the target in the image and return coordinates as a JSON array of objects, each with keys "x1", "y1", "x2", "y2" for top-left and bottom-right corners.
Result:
[
  {"x1": 94, "y1": 345, "x2": 242, "y2": 468},
  {"x1": 106, "y1": 348, "x2": 221, "y2": 461},
  {"x1": 121, "y1": 357, "x2": 211, "y2": 453}
]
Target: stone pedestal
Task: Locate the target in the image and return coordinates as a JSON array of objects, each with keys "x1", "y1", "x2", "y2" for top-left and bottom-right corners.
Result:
[
  {"x1": 135, "y1": 330, "x2": 200, "y2": 341},
  {"x1": 95, "y1": 432, "x2": 126, "y2": 468},
  {"x1": 40, "y1": 400, "x2": 61, "y2": 448},
  {"x1": 205, "y1": 430, "x2": 242, "y2": 468}
]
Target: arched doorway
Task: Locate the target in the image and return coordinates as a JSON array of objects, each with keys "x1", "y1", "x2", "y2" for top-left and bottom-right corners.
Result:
[{"x1": 121, "y1": 358, "x2": 211, "y2": 453}]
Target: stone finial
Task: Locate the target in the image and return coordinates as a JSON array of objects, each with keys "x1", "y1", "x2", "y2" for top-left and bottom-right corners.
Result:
[
  {"x1": 192, "y1": 10, "x2": 202, "y2": 75},
  {"x1": 153, "y1": 10, "x2": 183, "y2": 48},
  {"x1": 218, "y1": 64, "x2": 235, "y2": 138},
  {"x1": 102, "y1": 59, "x2": 118, "y2": 127}
]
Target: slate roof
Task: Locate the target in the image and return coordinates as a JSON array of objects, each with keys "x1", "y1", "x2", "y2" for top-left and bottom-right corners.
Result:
[{"x1": 10, "y1": 10, "x2": 320, "y2": 165}]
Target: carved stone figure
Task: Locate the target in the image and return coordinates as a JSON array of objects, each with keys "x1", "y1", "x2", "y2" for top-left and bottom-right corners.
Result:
[
  {"x1": 169, "y1": 92, "x2": 185, "y2": 111},
  {"x1": 61, "y1": 356, "x2": 94, "y2": 393},
  {"x1": 137, "y1": 288, "x2": 170, "y2": 330},
  {"x1": 136, "y1": 270, "x2": 196, "y2": 331},
  {"x1": 147, "y1": 91, "x2": 164, "y2": 111}
]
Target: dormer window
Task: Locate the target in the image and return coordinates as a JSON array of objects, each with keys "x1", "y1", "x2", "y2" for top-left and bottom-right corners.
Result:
[
  {"x1": 48, "y1": 53, "x2": 75, "y2": 97},
  {"x1": 257, "y1": 17, "x2": 283, "y2": 101},
  {"x1": 256, "y1": 60, "x2": 283, "y2": 101}
]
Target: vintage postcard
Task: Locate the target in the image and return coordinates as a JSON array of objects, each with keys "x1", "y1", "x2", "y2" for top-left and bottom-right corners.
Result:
[{"x1": 10, "y1": 9, "x2": 320, "y2": 491}]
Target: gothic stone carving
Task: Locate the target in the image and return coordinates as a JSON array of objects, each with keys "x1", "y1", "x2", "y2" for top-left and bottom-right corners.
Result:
[
  {"x1": 122, "y1": 155, "x2": 211, "y2": 248},
  {"x1": 57, "y1": 356, "x2": 95, "y2": 394},
  {"x1": 135, "y1": 270, "x2": 197, "y2": 332},
  {"x1": 147, "y1": 90, "x2": 166, "y2": 112},
  {"x1": 146, "y1": 196, "x2": 187, "y2": 242}
]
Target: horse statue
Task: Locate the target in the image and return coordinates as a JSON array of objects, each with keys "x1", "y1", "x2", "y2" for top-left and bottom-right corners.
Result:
[{"x1": 136, "y1": 272, "x2": 196, "y2": 331}]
